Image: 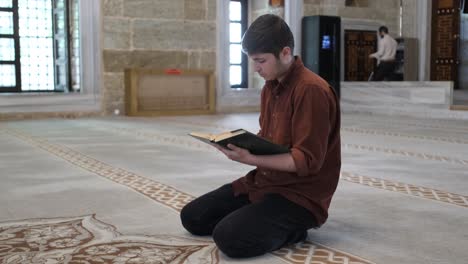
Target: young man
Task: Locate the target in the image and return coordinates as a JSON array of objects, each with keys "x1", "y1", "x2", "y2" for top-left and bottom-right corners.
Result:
[
  {"x1": 369, "y1": 26, "x2": 398, "y2": 81},
  {"x1": 180, "y1": 14, "x2": 341, "y2": 258}
]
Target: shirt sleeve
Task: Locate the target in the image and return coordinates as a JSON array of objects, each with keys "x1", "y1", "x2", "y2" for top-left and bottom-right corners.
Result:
[
  {"x1": 371, "y1": 39, "x2": 385, "y2": 59},
  {"x1": 290, "y1": 84, "x2": 331, "y2": 177}
]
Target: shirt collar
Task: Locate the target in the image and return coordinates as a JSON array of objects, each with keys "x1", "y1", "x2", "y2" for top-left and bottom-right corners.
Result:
[{"x1": 266, "y1": 56, "x2": 304, "y2": 96}]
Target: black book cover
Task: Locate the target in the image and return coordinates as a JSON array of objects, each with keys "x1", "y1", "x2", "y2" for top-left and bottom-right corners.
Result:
[{"x1": 189, "y1": 129, "x2": 290, "y2": 155}]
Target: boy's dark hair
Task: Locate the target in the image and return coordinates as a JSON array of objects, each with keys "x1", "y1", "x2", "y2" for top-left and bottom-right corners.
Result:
[
  {"x1": 378, "y1": 26, "x2": 389, "y2": 34},
  {"x1": 241, "y1": 14, "x2": 294, "y2": 57}
]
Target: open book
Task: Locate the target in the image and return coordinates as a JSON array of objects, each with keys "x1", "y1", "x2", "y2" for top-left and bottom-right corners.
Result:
[{"x1": 189, "y1": 129, "x2": 290, "y2": 155}]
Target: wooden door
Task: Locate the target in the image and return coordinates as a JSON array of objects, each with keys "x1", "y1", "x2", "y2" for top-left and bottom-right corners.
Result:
[
  {"x1": 345, "y1": 30, "x2": 377, "y2": 81},
  {"x1": 431, "y1": 0, "x2": 460, "y2": 88},
  {"x1": 361, "y1": 31, "x2": 378, "y2": 80}
]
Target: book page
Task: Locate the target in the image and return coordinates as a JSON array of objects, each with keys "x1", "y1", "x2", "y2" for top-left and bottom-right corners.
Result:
[
  {"x1": 214, "y1": 129, "x2": 246, "y2": 142},
  {"x1": 189, "y1": 132, "x2": 215, "y2": 141}
]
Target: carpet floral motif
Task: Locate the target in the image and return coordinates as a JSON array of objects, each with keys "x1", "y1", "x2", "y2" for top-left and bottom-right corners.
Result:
[{"x1": 0, "y1": 215, "x2": 218, "y2": 264}]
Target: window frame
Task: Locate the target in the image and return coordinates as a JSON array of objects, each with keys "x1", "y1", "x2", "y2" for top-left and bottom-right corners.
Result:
[
  {"x1": 0, "y1": 0, "x2": 101, "y2": 113},
  {"x1": 0, "y1": 0, "x2": 74, "y2": 93},
  {"x1": 0, "y1": 0, "x2": 21, "y2": 92},
  {"x1": 52, "y1": 0, "x2": 72, "y2": 93},
  {"x1": 229, "y1": 0, "x2": 248, "y2": 89}
]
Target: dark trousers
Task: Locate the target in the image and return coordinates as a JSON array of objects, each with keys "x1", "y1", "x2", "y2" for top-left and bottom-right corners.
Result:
[
  {"x1": 180, "y1": 184, "x2": 318, "y2": 258},
  {"x1": 372, "y1": 60, "x2": 396, "y2": 81}
]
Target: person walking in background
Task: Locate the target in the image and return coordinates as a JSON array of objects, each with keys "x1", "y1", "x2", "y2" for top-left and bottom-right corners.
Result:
[{"x1": 369, "y1": 26, "x2": 398, "y2": 81}]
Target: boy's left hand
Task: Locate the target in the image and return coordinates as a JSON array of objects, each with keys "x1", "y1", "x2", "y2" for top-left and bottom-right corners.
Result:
[{"x1": 215, "y1": 144, "x2": 254, "y2": 165}]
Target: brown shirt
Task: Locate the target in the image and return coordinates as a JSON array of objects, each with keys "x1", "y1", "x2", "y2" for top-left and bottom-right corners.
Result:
[{"x1": 232, "y1": 57, "x2": 341, "y2": 226}]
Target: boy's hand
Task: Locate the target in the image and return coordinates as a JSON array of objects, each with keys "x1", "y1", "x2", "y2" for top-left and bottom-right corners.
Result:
[
  {"x1": 213, "y1": 143, "x2": 296, "y2": 172},
  {"x1": 215, "y1": 144, "x2": 254, "y2": 165}
]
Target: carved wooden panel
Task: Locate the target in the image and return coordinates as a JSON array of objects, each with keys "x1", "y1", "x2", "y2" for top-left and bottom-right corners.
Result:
[
  {"x1": 361, "y1": 32, "x2": 377, "y2": 80},
  {"x1": 345, "y1": 30, "x2": 377, "y2": 81},
  {"x1": 431, "y1": 0, "x2": 460, "y2": 88},
  {"x1": 345, "y1": 31, "x2": 359, "y2": 81},
  {"x1": 439, "y1": 0, "x2": 455, "y2": 8}
]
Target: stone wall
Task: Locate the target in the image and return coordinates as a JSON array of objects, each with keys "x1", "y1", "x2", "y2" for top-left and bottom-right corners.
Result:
[
  {"x1": 99, "y1": 0, "x2": 406, "y2": 114},
  {"x1": 251, "y1": 0, "x2": 284, "y2": 20},
  {"x1": 401, "y1": 0, "x2": 417, "y2": 38},
  {"x1": 101, "y1": 0, "x2": 216, "y2": 114},
  {"x1": 303, "y1": 0, "x2": 400, "y2": 36}
]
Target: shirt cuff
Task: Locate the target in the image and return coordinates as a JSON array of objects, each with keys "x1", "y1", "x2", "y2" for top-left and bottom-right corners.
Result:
[{"x1": 291, "y1": 148, "x2": 308, "y2": 177}]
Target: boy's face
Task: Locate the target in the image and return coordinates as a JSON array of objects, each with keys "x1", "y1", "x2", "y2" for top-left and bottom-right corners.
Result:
[{"x1": 249, "y1": 53, "x2": 283, "y2": 81}]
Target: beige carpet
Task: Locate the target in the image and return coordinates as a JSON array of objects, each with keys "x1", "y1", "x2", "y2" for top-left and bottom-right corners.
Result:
[{"x1": 0, "y1": 112, "x2": 467, "y2": 263}]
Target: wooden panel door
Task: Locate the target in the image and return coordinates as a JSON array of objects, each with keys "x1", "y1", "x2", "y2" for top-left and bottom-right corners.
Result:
[
  {"x1": 361, "y1": 31, "x2": 378, "y2": 80},
  {"x1": 345, "y1": 31, "x2": 360, "y2": 81},
  {"x1": 345, "y1": 30, "x2": 377, "y2": 81},
  {"x1": 431, "y1": 0, "x2": 460, "y2": 88}
]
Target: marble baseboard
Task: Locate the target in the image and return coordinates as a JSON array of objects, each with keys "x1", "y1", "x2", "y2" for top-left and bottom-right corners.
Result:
[
  {"x1": 340, "y1": 81, "x2": 468, "y2": 120},
  {"x1": 341, "y1": 81, "x2": 452, "y2": 106},
  {"x1": 0, "y1": 111, "x2": 103, "y2": 121}
]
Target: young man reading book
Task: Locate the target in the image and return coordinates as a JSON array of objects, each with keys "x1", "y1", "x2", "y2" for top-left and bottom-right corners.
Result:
[{"x1": 180, "y1": 14, "x2": 341, "y2": 258}]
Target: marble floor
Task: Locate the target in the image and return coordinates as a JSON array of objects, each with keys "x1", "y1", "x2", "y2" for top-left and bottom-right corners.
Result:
[{"x1": 0, "y1": 112, "x2": 467, "y2": 264}]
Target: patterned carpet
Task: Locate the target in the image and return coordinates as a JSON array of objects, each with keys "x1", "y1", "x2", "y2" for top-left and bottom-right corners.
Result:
[{"x1": 1, "y1": 112, "x2": 467, "y2": 263}]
